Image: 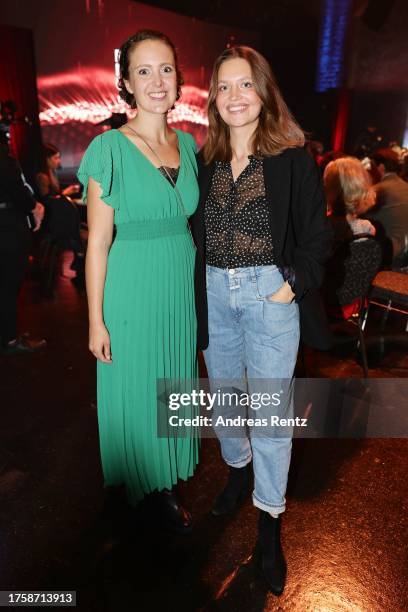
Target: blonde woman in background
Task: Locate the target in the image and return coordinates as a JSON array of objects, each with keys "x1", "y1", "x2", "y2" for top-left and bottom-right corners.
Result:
[
  {"x1": 324, "y1": 156, "x2": 376, "y2": 245},
  {"x1": 323, "y1": 156, "x2": 380, "y2": 319}
]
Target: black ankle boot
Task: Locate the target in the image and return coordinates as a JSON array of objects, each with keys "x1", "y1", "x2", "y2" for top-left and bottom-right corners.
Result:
[
  {"x1": 255, "y1": 511, "x2": 286, "y2": 596},
  {"x1": 211, "y1": 464, "x2": 251, "y2": 516},
  {"x1": 157, "y1": 488, "x2": 193, "y2": 535}
]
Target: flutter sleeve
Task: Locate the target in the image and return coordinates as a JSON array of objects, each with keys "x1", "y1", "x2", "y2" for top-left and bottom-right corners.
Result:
[{"x1": 77, "y1": 134, "x2": 119, "y2": 209}]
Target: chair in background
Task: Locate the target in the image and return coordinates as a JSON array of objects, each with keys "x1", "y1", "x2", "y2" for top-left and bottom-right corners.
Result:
[
  {"x1": 365, "y1": 270, "x2": 408, "y2": 334},
  {"x1": 323, "y1": 234, "x2": 383, "y2": 377}
]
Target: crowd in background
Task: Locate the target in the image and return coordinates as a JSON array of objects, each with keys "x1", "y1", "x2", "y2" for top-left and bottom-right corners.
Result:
[{"x1": 306, "y1": 132, "x2": 408, "y2": 272}]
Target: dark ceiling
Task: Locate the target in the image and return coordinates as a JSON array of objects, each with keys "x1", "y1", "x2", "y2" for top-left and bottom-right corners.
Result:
[
  {"x1": 139, "y1": 1, "x2": 325, "y2": 134},
  {"x1": 138, "y1": 0, "x2": 321, "y2": 42}
]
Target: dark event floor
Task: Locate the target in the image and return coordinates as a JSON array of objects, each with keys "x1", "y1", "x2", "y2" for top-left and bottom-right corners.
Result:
[{"x1": 1, "y1": 256, "x2": 407, "y2": 611}]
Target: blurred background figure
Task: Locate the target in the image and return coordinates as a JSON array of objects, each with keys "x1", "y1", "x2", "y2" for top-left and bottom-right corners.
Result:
[
  {"x1": 36, "y1": 143, "x2": 85, "y2": 279},
  {"x1": 36, "y1": 143, "x2": 80, "y2": 198},
  {"x1": 0, "y1": 130, "x2": 46, "y2": 354},
  {"x1": 324, "y1": 156, "x2": 376, "y2": 246},
  {"x1": 353, "y1": 124, "x2": 384, "y2": 159},
  {"x1": 367, "y1": 148, "x2": 408, "y2": 269},
  {"x1": 305, "y1": 139, "x2": 325, "y2": 166},
  {"x1": 323, "y1": 156, "x2": 380, "y2": 319},
  {"x1": 97, "y1": 112, "x2": 128, "y2": 131}
]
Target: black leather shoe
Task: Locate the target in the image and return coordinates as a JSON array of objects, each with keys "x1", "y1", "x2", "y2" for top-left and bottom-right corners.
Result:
[
  {"x1": 157, "y1": 488, "x2": 193, "y2": 535},
  {"x1": 1, "y1": 335, "x2": 47, "y2": 355},
  {"x1": 211, "y1": 464, "x2": 251, "y2": 516},
  {"x1": 255, "y1": 510, "x2": 286, "y2": 596}
]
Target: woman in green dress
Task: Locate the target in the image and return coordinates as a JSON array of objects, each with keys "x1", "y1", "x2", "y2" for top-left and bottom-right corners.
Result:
[{"x1": 78, "y1": 30, "x2": 199, "y2": 533}]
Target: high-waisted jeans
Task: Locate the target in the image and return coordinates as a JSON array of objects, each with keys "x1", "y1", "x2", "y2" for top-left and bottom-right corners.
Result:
[{"x1": 204, "y1": 264, "x2": 300, "y2": 514}]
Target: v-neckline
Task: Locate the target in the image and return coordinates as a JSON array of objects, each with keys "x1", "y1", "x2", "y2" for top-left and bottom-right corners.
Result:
[
  {"x1": 229, "y1": 155, "x2": 254, "y2": 184},
  {"x1": 115, "y1": 128, "x2": 182, "y2": 187}
]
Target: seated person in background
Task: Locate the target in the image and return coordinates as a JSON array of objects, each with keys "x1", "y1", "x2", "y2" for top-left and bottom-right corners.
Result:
[
  {"x1": 367, "y1": 148, "x2": 408, "y2": 269},
  {"x1": 322, "y1": 157, "x2": 379, "y2": 318},
  {"x1": 36, "y1": 143, "x2": 79, "y2": 198},
  {"x1": 36, "y1": 144, "x2": 84, "y2": 276},
  {"x1": 324, "y1": 156, "x2": 376, "y2": 246}
]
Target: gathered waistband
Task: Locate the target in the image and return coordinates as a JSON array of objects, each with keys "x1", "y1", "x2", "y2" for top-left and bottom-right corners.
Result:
[{"x1": 116, "y1": 215, "x2": 188, "y2": 240}]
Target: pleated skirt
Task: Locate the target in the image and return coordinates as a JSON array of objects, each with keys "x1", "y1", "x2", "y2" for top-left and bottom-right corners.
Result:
[{"x1": 97, "y1": 226, "x2": 199, "y2": 506}]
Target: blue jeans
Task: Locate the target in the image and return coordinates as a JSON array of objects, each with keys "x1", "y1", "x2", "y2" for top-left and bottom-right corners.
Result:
[{"x1": 204, "y1": 264, "x2": 300, "y2": 514}]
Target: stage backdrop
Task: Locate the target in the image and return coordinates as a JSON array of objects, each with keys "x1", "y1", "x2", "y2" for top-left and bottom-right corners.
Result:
[{"x1": 0, "y1": 0, "x2": 260, "y2": 172}]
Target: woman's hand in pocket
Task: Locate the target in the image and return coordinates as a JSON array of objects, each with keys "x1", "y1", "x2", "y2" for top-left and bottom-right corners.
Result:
[
  {"x1": 89, "y1": 322, "x2": 112, "y2": 363},
  {"x1": 266, "y1": 281, "x2": 295, "y2": 304}
]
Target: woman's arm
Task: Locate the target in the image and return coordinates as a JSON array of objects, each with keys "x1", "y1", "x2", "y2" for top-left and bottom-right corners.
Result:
[
  {"x1": 36, "y1": 172, "x2": 50, "y2": 198},
  {"x1": 86, "y1": 176, "x2": 114, "y2": 363}
]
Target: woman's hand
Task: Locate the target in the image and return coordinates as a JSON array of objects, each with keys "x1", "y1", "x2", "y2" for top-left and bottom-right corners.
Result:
[
  {"x1": 89, "y1": 322, "x2": 112, "y2": 363},
  {"x1": 266, "y1": 281, "x2": 295, "y2": 304},
  {"x1": 32, "y1": 202, "x2": 45, "y2": 231},
  {"x1": 62, "y1": 184, "x2": 80, "y2": 197}
]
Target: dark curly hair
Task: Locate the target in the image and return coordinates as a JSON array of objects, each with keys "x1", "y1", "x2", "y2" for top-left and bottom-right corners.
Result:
[{"x1": 117, "y1": 30, "x2": 184, "y2": 109}]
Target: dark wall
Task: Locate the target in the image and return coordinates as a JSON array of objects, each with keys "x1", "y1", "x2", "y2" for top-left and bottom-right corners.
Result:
[
  {"x1": 259, "y1": 2, "x2": 333, "y2": 147},
  {"x1": 0, "y1": 25, "x2": 42, "y2": 178},
  {"x1": 348, "y1": 0, "x2": 408, "y2": 91},
  {"x1": 345, "y1": 0, "x2": 408, "y2": 149},
  {"x1": 346, "y1": 91, "x2": 407, "y2": 152}
]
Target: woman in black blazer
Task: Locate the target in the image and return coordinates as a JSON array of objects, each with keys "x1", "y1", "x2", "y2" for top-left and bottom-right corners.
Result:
[{"x1": 190, "y1": 46, "x2": 332, "y2": 596}]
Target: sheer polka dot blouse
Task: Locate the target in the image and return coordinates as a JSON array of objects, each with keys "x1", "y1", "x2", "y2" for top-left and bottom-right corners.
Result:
[{"x1": 205, "y1": 155, "x2": 274, "y2": 268}]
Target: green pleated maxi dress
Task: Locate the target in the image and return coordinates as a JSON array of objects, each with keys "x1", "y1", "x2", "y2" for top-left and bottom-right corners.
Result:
[{"x1": 78, "y1": 128, "x2": 200, "y2": 506}]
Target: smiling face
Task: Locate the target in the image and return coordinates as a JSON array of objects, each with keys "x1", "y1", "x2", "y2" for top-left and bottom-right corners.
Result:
[
  {"x1": 124, "y1": 39, "x2": 178, "y2": 114},
  {"x1": 215, "y1": 57, "x2": 262, "y2": 129}
]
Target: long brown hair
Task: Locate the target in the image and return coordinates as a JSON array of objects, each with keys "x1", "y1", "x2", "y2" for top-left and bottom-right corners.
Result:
[
  {"x1": 38, "y1": 143, "x2": 60, "y2": 193},
  {"x1": 202, "y1": 46, "x2": 305, "y2": 164}
]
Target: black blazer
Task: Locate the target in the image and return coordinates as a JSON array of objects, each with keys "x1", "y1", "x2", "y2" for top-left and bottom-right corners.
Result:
[{"x1": 190, "y1": 147, "x2": 333, "y2": 351}]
